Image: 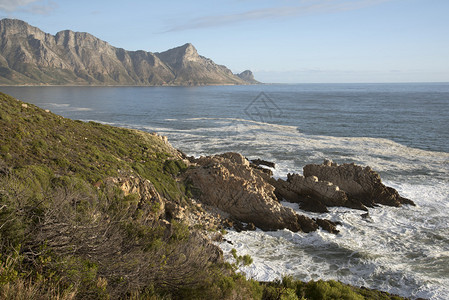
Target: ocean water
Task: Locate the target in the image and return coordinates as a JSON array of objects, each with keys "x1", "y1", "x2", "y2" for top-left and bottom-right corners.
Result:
[{"x1": 2, "y1": 83, "x2": 448, "y2": 299}]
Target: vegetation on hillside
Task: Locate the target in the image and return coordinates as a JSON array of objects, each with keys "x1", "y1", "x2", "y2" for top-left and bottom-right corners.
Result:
[{"x1": 0, "y1": 92, "x2": 406, "y2": 299}]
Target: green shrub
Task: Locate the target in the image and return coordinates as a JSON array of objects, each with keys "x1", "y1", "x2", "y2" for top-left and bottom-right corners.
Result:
[
  {"x1": 163, "y1": 159, "x2": 188, "y2": 176},
  {"x1": 0, "y1": 145, "x2": 9, "y2": 155},
  {"x1": 0, "y1": 111, "x2": 11, "y2": 123},
  {"x1": 230, "y1": 248, "x2": 254, "y2": 273},
  {"x1": 304, "y1": 280, "x2": 364, "y2": 300},
  {"x1": 31, "y1": 138, "x2": 48, "y2": 155}
]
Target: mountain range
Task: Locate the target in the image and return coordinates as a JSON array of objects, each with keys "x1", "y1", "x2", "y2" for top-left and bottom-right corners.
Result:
[{"x1": 0, "y1": 18, "x2": 258, "y2": 86}]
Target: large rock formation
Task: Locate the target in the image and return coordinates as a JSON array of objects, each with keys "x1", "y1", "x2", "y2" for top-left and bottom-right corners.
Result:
[
  {"x1": 273, "y1": 160, "x2": 415, "y2": 213},
  {"x1": 272, "y1": 174, "x2": 349, "y2": 213},
  {"x1": 185, "y1": 152, "x2": 338, "y2": 233},
  {"x1": 236, "y1": 70, "x2": 260, "y2": 84},
  {"x1": 303, "y1": 160, "x2": 415, "y2": 208},
  {"x1": 0, "y1": 18, "x2": 257, "y2": 86}
]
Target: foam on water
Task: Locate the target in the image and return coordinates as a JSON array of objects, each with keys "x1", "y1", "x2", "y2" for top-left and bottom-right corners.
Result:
[
  {"x1": 43, "y1": 102, "x2": 93, "y2": 111},
  {"x1": 147, "y1": 118, "x2": 449, "y2": 300},
  {"x1": 218, "y1": 173, "x2": 449, "y2": 299},
  {"x1": 143, "y1": 118, "x2": 448, "y2": 181},
  {"x1": 220, "y1": 182, "x2": 449, "y2": 299}
]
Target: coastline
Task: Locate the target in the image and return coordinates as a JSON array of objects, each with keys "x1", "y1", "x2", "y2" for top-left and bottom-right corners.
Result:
[
  {"x1": 0, "y1": 82, "x2": 263, "y2": 87},
  {"x1": 0, "y1": 91, "x2": 415, "y2": 299}
]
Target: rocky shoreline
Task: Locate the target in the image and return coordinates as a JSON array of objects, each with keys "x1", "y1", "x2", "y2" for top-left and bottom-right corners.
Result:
[
  {"x1": 179, "y1": 152, "x2": 415, "y2": 235},
  {"x1": 0, "y1": 93, "x2": 418, "y2": 299}
]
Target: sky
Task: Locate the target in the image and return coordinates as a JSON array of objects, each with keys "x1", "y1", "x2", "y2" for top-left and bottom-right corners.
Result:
[{"x1": 1, "y1": 0, "x2": 448, "y2": 83}]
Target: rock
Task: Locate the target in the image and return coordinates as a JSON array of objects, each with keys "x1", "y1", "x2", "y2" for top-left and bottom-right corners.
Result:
[
  {"x1": 249, "y1": 158, "x2": 275, "y2": 177},
  {"x1": 245, "y1": 222, "x2": 257, "y2": 231},
  {"x1": 236, "y1": 70, "x2": 259, "y2": 84},
  {"x1": 250, "y1": 164, "x2": 274, "y2": 177},
  {"x1": 298, "y1": 197, "x2": 329, "y2": 213},
  {"x1": 250, "y1": 158, "x2": 276, "y2": 169},
  {"x1": 315, "y1": 218, "x2": 340, "y2": 234},
  {"x1": 105, "y1": 176, "x2": 165, "y2": 220},
  {"x1": 270, "y1": 173, "x2": 348, "y2": 213},
  {"x1": 231, "y1": 220, "x2": 257, "y2": 232},
  {"x1": 303, "y1": 161, "x2": 415, "y2": 208},
  {"x1": 297, "y1": 215, "x2": 319, "y2": 233},
  {"x1": 165, "y1": 202, "x2": 186, "y2": 221},
  {"x1": 361, "y1": 212, "x2": 370, "y2": 219},
  {"x1": 233, "y1": 220, "x2": 245, "y2": 232},
  {"x1": 186, "y1": 152, "x2": 326, "y2": 233},
  {"x1": 361, "y1": 212, "x2": 373, "y2": 223}
]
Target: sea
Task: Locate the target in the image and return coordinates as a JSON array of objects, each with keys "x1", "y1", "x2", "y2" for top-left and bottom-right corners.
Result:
[{"x1": 1, "y1": 83, "x2": 448, "y2": 300}]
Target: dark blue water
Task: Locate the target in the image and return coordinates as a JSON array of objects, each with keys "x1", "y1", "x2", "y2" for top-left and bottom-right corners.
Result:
[{"x1": 1, "y1": 83, "x2": 448, "y2": 153}]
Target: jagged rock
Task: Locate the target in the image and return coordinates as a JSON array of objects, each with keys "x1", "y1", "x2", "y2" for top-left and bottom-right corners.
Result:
[
  {"x1": 300, "y1": 199, "x2": 328, "y2": 213},
  {"x1": 186, "y1": 152, "x2": 328, "y2": 233},
  {"x1": 245, "y1": 222, "x2": 257, "y2": 231},
  {"x1": 232, "y1": 220, "x2": 257, "y2": 232},
  {"x1": 250, "y1": 158, "x2": 275, "y2": 169},
  {"x1": 249, "y1": 158, "x2": 275, "y2": 176},
  {"x1": 270, "y1": 160, "x2": 413, "y2": 212},
  {"x1": 165, "y1": 202, "x2": 186, "y2": 221},
  {"x1": 236, "y1": 70, "x2": 259, "y2": 84},
  {"x1": 105, "y1": 176, "x2": 166, "y2": 220},
  {"x1": 250, "y1": 164, "x2": 274, "y2": 177},
  {"x1": 315, "y1": 218, "x2": 340, "y2": 234},
  {"x1": 303, "y1": 160, "x2": 415, "y2": 208},
  {"x1": 271, "y1": 173, "x2": 348, "y2": 213},
  {"x1": 0, "y1": 19, "x2": 256, "y2": 86},
  {"x1": 297, "y1": 215, "x2": 319, "y2": 233}
]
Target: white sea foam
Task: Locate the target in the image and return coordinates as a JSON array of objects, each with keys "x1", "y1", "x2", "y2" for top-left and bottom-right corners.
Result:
[
  {"x1": 219, "y1": 179, "x2": 449, "y2": 300},
  {"x1": 149, "y1": 118, "x2": 449, "y2": 181},
  {"x1": 164, "y1": 118, "x2": 449, "y2": 300},
  {"x1": 43, "y1": 103, "x2": 93, "y2": 112}
]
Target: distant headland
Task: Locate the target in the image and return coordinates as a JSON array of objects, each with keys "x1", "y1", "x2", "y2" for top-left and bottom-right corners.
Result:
[{"x1": 0, "y1": 18, "x2": 259, "y2": 86}]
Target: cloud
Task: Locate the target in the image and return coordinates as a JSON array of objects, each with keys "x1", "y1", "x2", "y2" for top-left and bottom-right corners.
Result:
[
  {"x1": 0, "y1": 0, "x2": 37, "y2": 11},
  {"x1": 0, "y1": 0, "x2": 57, "y2": 14},
  {"x1": 164, "y1": 0, "x2": 393, "y2": 32},
  {"x1": 27, "y1": 0, "x2": 57, "y2": 15}
]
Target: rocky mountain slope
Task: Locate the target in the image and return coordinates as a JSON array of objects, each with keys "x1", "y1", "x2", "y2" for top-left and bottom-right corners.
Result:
[{"x1": 0, "y1": 18, "x2": 257, "y2": 86}]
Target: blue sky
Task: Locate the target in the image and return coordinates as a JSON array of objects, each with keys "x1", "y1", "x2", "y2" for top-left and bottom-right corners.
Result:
[{"x1": 1, "y1": 0, "x2": 448, "y2": 83}]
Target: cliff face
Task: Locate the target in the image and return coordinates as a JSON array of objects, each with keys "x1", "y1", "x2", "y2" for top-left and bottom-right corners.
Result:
[
  {"x1": 0, "y1": 19, "x2": 257, "y2": 86},
  {"x1": 236, "y1": 70, "x2": 259, "y2": 84}
]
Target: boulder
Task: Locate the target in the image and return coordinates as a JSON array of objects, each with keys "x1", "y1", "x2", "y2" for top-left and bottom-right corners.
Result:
[
  {"x1": 250, "y1": 158, "x2": 276, "y2": 169},
  {"x1": 105, "y1": 176, "x2": 166, "y2": 220},
  {"x1": 315, "y1": 218, "x2": 340, "y2": 234},
  {"x1": 186, "y1": 152, "x2": 329, "y2": 233},
  {"x1": 303, "y1": 160, "x2": 415, "y2": 208},
  {"x1": 270, "y1": 173, "x2": 348, "y2": 213}
]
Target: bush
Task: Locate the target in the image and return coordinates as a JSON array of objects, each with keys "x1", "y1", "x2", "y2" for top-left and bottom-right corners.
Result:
[
  {"x1": 163, "y1": 159, "x2": 188, "y2": 176},
  {"x1": 304, "y1": 280, "x2": 364, "y2": 300}
]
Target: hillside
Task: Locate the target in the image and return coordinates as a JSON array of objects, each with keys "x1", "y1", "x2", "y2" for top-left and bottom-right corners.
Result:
[
  {"x1": 0, "y1": 92, "x2": 405, "y2": 299},
  {"x1": 0, "y1": 19, "x2": 258, "y2": 86}
]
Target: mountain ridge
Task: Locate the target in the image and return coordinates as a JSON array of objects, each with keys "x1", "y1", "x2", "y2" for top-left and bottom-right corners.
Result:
[{"x1": 0, "y1": 18, "x2": 258, "y2": 86}]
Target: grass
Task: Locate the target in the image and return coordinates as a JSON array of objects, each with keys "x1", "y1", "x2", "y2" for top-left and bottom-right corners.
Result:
[{"x1": 0, "y1": 92, "x2": 185, "y2": 200}]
